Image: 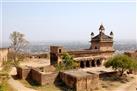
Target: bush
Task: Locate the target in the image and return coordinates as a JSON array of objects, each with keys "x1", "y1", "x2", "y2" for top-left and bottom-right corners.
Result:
[
  {"x1": 55, "y1": 53, "x2": 79, "y2": 71},
  {"x1": 104, "y1": 54, "x2": 137, "y2": 76}
]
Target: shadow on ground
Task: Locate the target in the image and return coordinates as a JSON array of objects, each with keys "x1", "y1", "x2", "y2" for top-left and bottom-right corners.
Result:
[{"x1": 100, "y1": 74, "x2": 133, "y2": 83}]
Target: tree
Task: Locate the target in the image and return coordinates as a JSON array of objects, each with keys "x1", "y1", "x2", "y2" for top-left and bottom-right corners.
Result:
[
  {"x1": 104, "y1": 54, "x2": 137, "y2": 76},
  {"x1": 9, "y1": 31, "x2": 28, "y2": 66},
  {"x1": 62, "y1": 53, "x2": 78, "y2": 70},
  {"x1": 55, "y1": 53, "x2": 79, "y2": 71}
]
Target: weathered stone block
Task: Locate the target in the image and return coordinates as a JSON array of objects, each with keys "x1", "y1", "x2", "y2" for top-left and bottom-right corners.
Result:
[{"x1": 59, "y1": 70, "x2": 100, "y2": 91}]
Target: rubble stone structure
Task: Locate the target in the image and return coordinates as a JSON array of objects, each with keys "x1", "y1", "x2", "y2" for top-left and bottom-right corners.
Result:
[
  {"x1": 0, "y1": 48, "x2": 9, "y2": 66},
  {"x1": 50, "y1": 24, "x2": 115, "y2": 67},
  {"x1": 60, "y1": 70, "x2": 100, "y2": 91},
  {"x1": 17, "y1": 66, "x2": 57, "y2": 85}
]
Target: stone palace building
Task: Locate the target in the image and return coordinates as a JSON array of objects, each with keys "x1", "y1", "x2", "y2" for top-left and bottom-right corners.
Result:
[{"x1": 50, "y1": 24, "x2": 115, "y2": 68}]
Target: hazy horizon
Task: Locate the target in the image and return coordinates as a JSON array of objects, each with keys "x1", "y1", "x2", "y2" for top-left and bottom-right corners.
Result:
[{"x1": 1, "y1": 0, "x2": 136, "y2": 43}]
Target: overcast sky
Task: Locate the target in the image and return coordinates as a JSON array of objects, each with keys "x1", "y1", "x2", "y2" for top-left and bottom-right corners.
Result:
[{"x1": 0, "y1": 0, "x2": 136, "y2": 42}]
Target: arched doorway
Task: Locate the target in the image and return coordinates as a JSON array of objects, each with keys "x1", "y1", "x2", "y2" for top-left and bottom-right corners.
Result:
[
  {"x1": 91, "y1": 60, "x2": 95, "y2": 67},
  {"x1": 96, "y1": 59, "x2": 101, "y2": 66},
  {"x1": 86, "y1": 61, "x2": 90, "y2": 67},
  {"x1": 80, "y1": 61, "x2": 84, "y2": 68}
]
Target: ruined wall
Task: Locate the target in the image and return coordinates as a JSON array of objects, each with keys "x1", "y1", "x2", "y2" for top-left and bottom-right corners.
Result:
[
  {"x1": 59, "y1": 72, "x2": 76, "y2": 88},
  {"x1": 31, "y1": 69, "x2": 57, "y2": 85},
  {"x1": 0, "y1": 48, "x2": 9, "y2": 66},
  {"x1": 31, "y1": 69, "x2": 42, "y2": 85},
  {"x1": 17, "y1": 66, "x2": 58, "y2": 85},
  {"x1": 75, "y1": 75, "x2": 99, "y2": 91},
  {"x1": 50, "y1": 46, "x2": 64, "y2": 65},
  {"x1": 16, "y1": 66, "x2": 31, "y2": 79},
  {"x1": 60, "y1": 72, "x2": 100, "y2": 91}
]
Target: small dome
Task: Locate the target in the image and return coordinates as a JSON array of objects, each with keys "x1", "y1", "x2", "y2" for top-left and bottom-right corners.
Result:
[
  {"x1": 91, "y1": 32, "x2": 94, "y2": 36},
  {"x1": 110, "y1": 31, "x2": 113, "y2": 35}
]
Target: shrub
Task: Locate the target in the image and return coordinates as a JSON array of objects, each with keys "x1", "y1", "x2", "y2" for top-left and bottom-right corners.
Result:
[
  {"x1": 104, "y1": 54, "x2": 137, "y2": 76},
  {"x1": 55, "y1": 53, "x2": 79, "y2": 71}
]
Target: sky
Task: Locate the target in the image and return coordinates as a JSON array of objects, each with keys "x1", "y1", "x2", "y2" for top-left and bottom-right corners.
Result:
[{"x1": 0, "y1": 0, "x2": 136, "y2": 43}]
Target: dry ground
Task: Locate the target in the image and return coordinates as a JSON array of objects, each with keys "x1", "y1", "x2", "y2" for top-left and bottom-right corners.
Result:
[
  {"x1": 8, "y1": 59, "x2": 137, "y2": 91},
  {"x1": 20, "y1": 58, "x2": 50, "y2": 67}
]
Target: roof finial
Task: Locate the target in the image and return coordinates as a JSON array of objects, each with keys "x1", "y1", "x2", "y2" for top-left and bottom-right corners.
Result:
[{"x1": 99, "y1": 23, "x2": 105, "y2": 33}]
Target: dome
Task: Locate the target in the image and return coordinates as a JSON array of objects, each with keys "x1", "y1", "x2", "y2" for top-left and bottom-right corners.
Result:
[
  {"x1": 110, "y1": 31, "x2": 113, "y2": 35},
  {"x1": 91, "y1": 32, "x2": 94, "y2": 36}
]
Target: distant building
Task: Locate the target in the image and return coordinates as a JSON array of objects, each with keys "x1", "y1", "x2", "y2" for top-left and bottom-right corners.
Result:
[
  {"x1": 50, "y1": 24, "x2": 115, "y2": 68},
  {"x1": 0, "y1": 48, "x2": 9, "y2": 66},
  {"x1": 124, "y1": 50, "x2": 137, "y2": 58}
]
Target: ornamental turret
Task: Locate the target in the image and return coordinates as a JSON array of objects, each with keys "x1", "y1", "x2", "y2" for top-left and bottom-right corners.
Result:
[
  {"x1": 110, "y1": 31, "x2": 114, "y2": 38},
  {"x1": 99, "y1": 24, "x2": 105, "y2": 33},
  {"x1": 89, "y1": 24, "x2": 114, "y2": 51}
]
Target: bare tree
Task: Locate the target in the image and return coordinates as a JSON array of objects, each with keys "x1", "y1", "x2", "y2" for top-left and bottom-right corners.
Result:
[{"x1": 9, "y1": 31, "x2": 28, "y2": 65}]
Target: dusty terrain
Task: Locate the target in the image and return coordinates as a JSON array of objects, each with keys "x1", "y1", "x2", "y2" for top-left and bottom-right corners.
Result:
[
  {"x1": 20, "y1": 58, "x2": 50, "y2": 67},
  {"x1": 8, "y1": 59, "x2": 137, "y2": 91}
]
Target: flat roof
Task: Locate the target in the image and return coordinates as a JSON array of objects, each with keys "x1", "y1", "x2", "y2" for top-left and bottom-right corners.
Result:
[{"x1": 61, "y1": 70, "x2": 96, "y2": 78}]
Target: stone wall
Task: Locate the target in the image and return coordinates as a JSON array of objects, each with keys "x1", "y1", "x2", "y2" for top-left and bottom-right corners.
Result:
[
  {"x1": 50, "y1": 45, "x2": 114, "y2": 66},
  {"x1": 59, "y1": 71, "x2": 100, "y2": 91},
  {"x1": 0, "y1": 48, "x2": 9, "y2": 66},
  {"x1": 31, "y1": 69, "x2": 57, "y2": 85},
  {"x1": 76, "y1": 74, "x2": 99, "y2": 91},
  {"x1": 16, "y1": 66, "x2": 58, "y2": 85},
  {"x1": 16, "y1": 66, "x2": 31, "y2": 79},
  {"x1": 98, "y1": 71, "x2": 118, "y2": 78}
]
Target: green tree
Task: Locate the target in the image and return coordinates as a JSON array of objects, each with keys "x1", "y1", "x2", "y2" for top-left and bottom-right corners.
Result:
[
  {"x1": 55, "y1": 53, "x2": 79, "y2": 71},
  {"x1": 104, "y1": 54, "x2": 137, "y2": 76},
  {"x1": 9, "y1": 31, "x2": 28, "y2": 66}
]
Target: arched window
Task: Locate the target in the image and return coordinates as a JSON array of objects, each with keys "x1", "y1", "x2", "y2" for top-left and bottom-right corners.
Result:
[
  {"x1": 59, "y1": 49, "x2": 62, "y2": 53},
  {"x1": 80, "y1": 61, "x2": 84, "y2": 68}
]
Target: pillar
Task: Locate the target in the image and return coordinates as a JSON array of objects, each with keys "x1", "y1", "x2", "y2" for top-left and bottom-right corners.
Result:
[
  {"x1": 89, "y1": 60, "x2": 92, "y2": 67},
  {"x1": 91, "y1": 60, "x2": 96, "y2": 67}
]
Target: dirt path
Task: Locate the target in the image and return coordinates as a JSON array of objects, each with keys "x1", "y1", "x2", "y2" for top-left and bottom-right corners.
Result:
[
  {"x1": 113, "y1": 75, "x2": 137, "y2": 91},
  {"x1": 8, "y1": 67, "x2": 37, "y2": 91},
  {"x1": 8, "y1": 77, "x2": 37, "y2": 91}
]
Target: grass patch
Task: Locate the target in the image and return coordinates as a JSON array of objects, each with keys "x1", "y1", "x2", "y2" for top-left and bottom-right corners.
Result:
[{"x1": 0, "y1": 80, "x2": 16, "y2": 91}]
